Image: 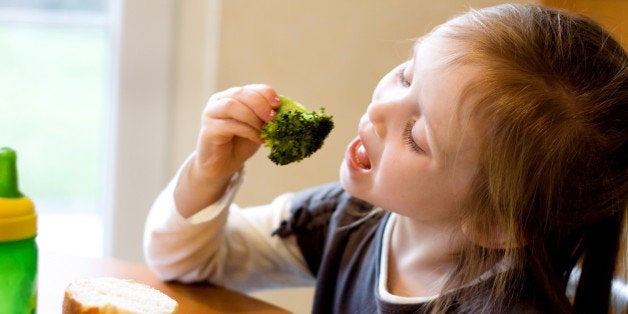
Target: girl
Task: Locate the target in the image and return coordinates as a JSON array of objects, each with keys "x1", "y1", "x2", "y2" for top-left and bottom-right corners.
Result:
[{"x1": 144, "y1": 4, "x2": 627, "y2": 313}]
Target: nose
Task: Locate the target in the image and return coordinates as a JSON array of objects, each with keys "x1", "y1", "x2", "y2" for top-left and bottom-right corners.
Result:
[{"x1": 366, "y1": 100, "x2": 391, "y2": 139}]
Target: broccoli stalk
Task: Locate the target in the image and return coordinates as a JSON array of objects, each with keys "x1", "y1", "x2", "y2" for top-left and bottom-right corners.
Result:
[{"x1": 260, "y1": 95, "x2": 334, "y2": 165}]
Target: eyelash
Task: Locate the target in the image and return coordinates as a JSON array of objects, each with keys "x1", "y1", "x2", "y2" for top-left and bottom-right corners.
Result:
[
  {"x1": 397, "y1": 65, "x2": 411, "y2": 87},
  {"x1": 403, "y1": 120, "x2": 423, "y2": 153}
]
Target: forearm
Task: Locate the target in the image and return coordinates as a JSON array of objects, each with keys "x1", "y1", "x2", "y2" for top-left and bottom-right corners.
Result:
[
  {"x1": 174, "y1": 154, "x2": 236, "y2": 218},
  {"x1": 143, "y1": 169, "x2": 241, "y2": 282},
  {"x1": 144, "y1": 170, "x2": 314, "y2": 290}
]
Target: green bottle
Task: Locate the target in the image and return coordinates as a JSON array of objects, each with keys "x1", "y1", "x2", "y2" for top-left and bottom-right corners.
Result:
[{"x1": 0, "y1": 147, "x2": 37, "y2": 313}]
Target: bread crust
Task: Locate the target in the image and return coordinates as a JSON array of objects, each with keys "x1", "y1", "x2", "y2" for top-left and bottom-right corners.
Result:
[
  {"x1": 62, "y1": 290, "x2": 101, "y2": 314},
  {"x1": 61, "y1": 277, "x2": 177, "y2": 314}
]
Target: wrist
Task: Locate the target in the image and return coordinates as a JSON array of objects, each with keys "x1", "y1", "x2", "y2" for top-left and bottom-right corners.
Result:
[{"x1": 174, "y1": 157, "x2": 233, "y2": 218}]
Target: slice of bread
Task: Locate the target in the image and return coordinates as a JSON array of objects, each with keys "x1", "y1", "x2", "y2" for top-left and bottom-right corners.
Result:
[{"x1": 62, "y1": 277, "x2": 178, "y2": 314}]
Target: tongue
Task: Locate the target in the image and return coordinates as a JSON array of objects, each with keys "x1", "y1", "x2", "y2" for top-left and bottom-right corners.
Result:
[{"x1": 356, "y1": 143, "x2": 371, "y2": 169}]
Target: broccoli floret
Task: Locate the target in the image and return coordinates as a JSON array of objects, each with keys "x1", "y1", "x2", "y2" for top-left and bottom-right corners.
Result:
[{"x1": 260, "y1": 95, "x2": 334, "y2": 165}]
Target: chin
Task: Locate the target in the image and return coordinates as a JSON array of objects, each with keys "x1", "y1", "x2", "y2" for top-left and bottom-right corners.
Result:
[
  {"x1": 339, "y1": 163, "x2": 352, "y2": 191},
  {"x1": 339, "y1": 163, "x2": 371, "y2": 203},
  {"x1": 339, "y1": 164, "x2": 359, "y2": 195}
]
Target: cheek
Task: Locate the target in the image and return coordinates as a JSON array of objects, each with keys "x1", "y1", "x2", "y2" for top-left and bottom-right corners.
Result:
[
  {"x1": 446, "y1": 153, "x2": 479, "y2": 200},
  {"x1": 371, "y1": 157, "x2": 428, "y2": 207},
  {"x1": 379, "y1": 158, "x2": 470, "y2": 214}
]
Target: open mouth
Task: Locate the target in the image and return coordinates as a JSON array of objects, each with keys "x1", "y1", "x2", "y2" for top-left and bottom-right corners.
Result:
[{"x1": 354, "y1": 140, "x2": 371, "y2": 170}]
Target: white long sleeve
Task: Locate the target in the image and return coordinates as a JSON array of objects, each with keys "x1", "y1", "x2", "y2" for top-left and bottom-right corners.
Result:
[{"x1": 143, "y1": 169, "x2": 315, "y2": 292}]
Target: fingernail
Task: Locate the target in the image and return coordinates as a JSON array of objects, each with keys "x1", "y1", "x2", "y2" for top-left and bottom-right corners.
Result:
[
  {"x1": 267, "y1": 109, "x2": 276, "y2": 120},
  {"x1": 272, "y1": 96, "x2": 281, "y2": 105}
]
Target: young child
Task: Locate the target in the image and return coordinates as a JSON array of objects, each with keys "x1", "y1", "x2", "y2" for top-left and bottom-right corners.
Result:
[{"x1": 144, "y1": 4, "x2": 627, "y2": 313}]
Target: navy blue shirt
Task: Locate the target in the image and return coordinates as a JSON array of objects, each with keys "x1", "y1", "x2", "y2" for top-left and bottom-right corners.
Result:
[{"x1": 274, "y1": 183, "x2": 545, "y2": 313}]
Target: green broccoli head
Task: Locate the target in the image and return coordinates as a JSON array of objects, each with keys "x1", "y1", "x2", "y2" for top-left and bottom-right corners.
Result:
[{"x1": 260, "y1": 95, "x2": 334, "y2": 165}]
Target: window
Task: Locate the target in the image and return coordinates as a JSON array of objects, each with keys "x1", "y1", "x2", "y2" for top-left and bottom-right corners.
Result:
[{"x1": 0, "y1": 0, "x2": 111, "y2": 257}]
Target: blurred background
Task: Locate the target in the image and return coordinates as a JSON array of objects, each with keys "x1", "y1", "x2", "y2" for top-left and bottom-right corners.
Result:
[{"x1": 0, "y1": 0, "x2": 625, "y2": 312}]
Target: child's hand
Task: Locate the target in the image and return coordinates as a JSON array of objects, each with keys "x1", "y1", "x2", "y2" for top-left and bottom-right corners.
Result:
[
  {"x1": 196, "y1": 84, "x2": 279, "y2": 178},
  {"x1": 176, "y1": 84, "x2": 280, "y2": 217}
]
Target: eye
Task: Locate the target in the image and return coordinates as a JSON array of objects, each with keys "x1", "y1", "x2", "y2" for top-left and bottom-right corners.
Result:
[
  {"x1": 397, "y1": 64, "x2": 411, "y2": 88},
  {"x1": 403, "y1": 120, "x2": 423, "y2": 153}
]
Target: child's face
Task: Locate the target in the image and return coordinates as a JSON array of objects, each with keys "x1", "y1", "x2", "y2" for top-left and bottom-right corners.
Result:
[{"x1": 340, "y1": 34, "x2": 481, "y2": 225}]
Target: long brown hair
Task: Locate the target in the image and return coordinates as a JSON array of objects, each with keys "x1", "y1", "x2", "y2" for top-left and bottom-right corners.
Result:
[{"x1": 430, "y1": 4, "x2": 627, "y2": 313}]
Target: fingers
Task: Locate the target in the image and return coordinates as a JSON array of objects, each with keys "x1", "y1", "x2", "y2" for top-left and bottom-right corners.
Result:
[
  {"x1": 201, "y1": 84, "x2": 280, "y2": 146},
  {"x1": 186, "y1": 84, "x2": 281, "y2": 193},
  {"x1": 200, "y1": 116, "x2": 262, "y2": 145},
  {"x1": 207, "y1": 84, "x2": 280, "y2": 129},
  {"x1": 199, "y1": 84, "x2": 282, "y2": 147}
]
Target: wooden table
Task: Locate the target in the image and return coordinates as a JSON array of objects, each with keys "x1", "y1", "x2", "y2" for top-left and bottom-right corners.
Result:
[{"x1": 39, "y1": 251, "x2": 290, "y2": 313}]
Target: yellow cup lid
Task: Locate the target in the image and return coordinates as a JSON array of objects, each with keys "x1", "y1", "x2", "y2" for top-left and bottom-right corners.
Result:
[
  {"x1": 0, "y1": 197, "x2": 37, "y2": 241},
  {"x1": 0, "y1": 147, "x2": 36, "y2": 241}
]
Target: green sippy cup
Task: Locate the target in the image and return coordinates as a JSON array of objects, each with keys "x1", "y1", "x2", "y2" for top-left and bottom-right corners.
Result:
[{"x1": 0, "y1": 147, "x2": 37, "y2": 313}]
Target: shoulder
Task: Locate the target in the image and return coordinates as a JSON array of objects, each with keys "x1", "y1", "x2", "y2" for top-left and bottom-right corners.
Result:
[
  {"x1": 273, "y1": 183, "x2": 381, "y2": 276},
  {"x1": 290, "y1": 182, "x2": 374, "y2": 215},
  {"x1": 285, "y1": 183, "x2": 375, "y2": 231},
  {"x1": 290, "y1": 182, "x2": 350, "y2": 208}
]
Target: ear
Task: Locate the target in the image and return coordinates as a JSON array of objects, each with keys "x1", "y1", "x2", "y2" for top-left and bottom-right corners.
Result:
[{"x1": 461, "y1": 220, "x2": 522, "y2": 249}]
